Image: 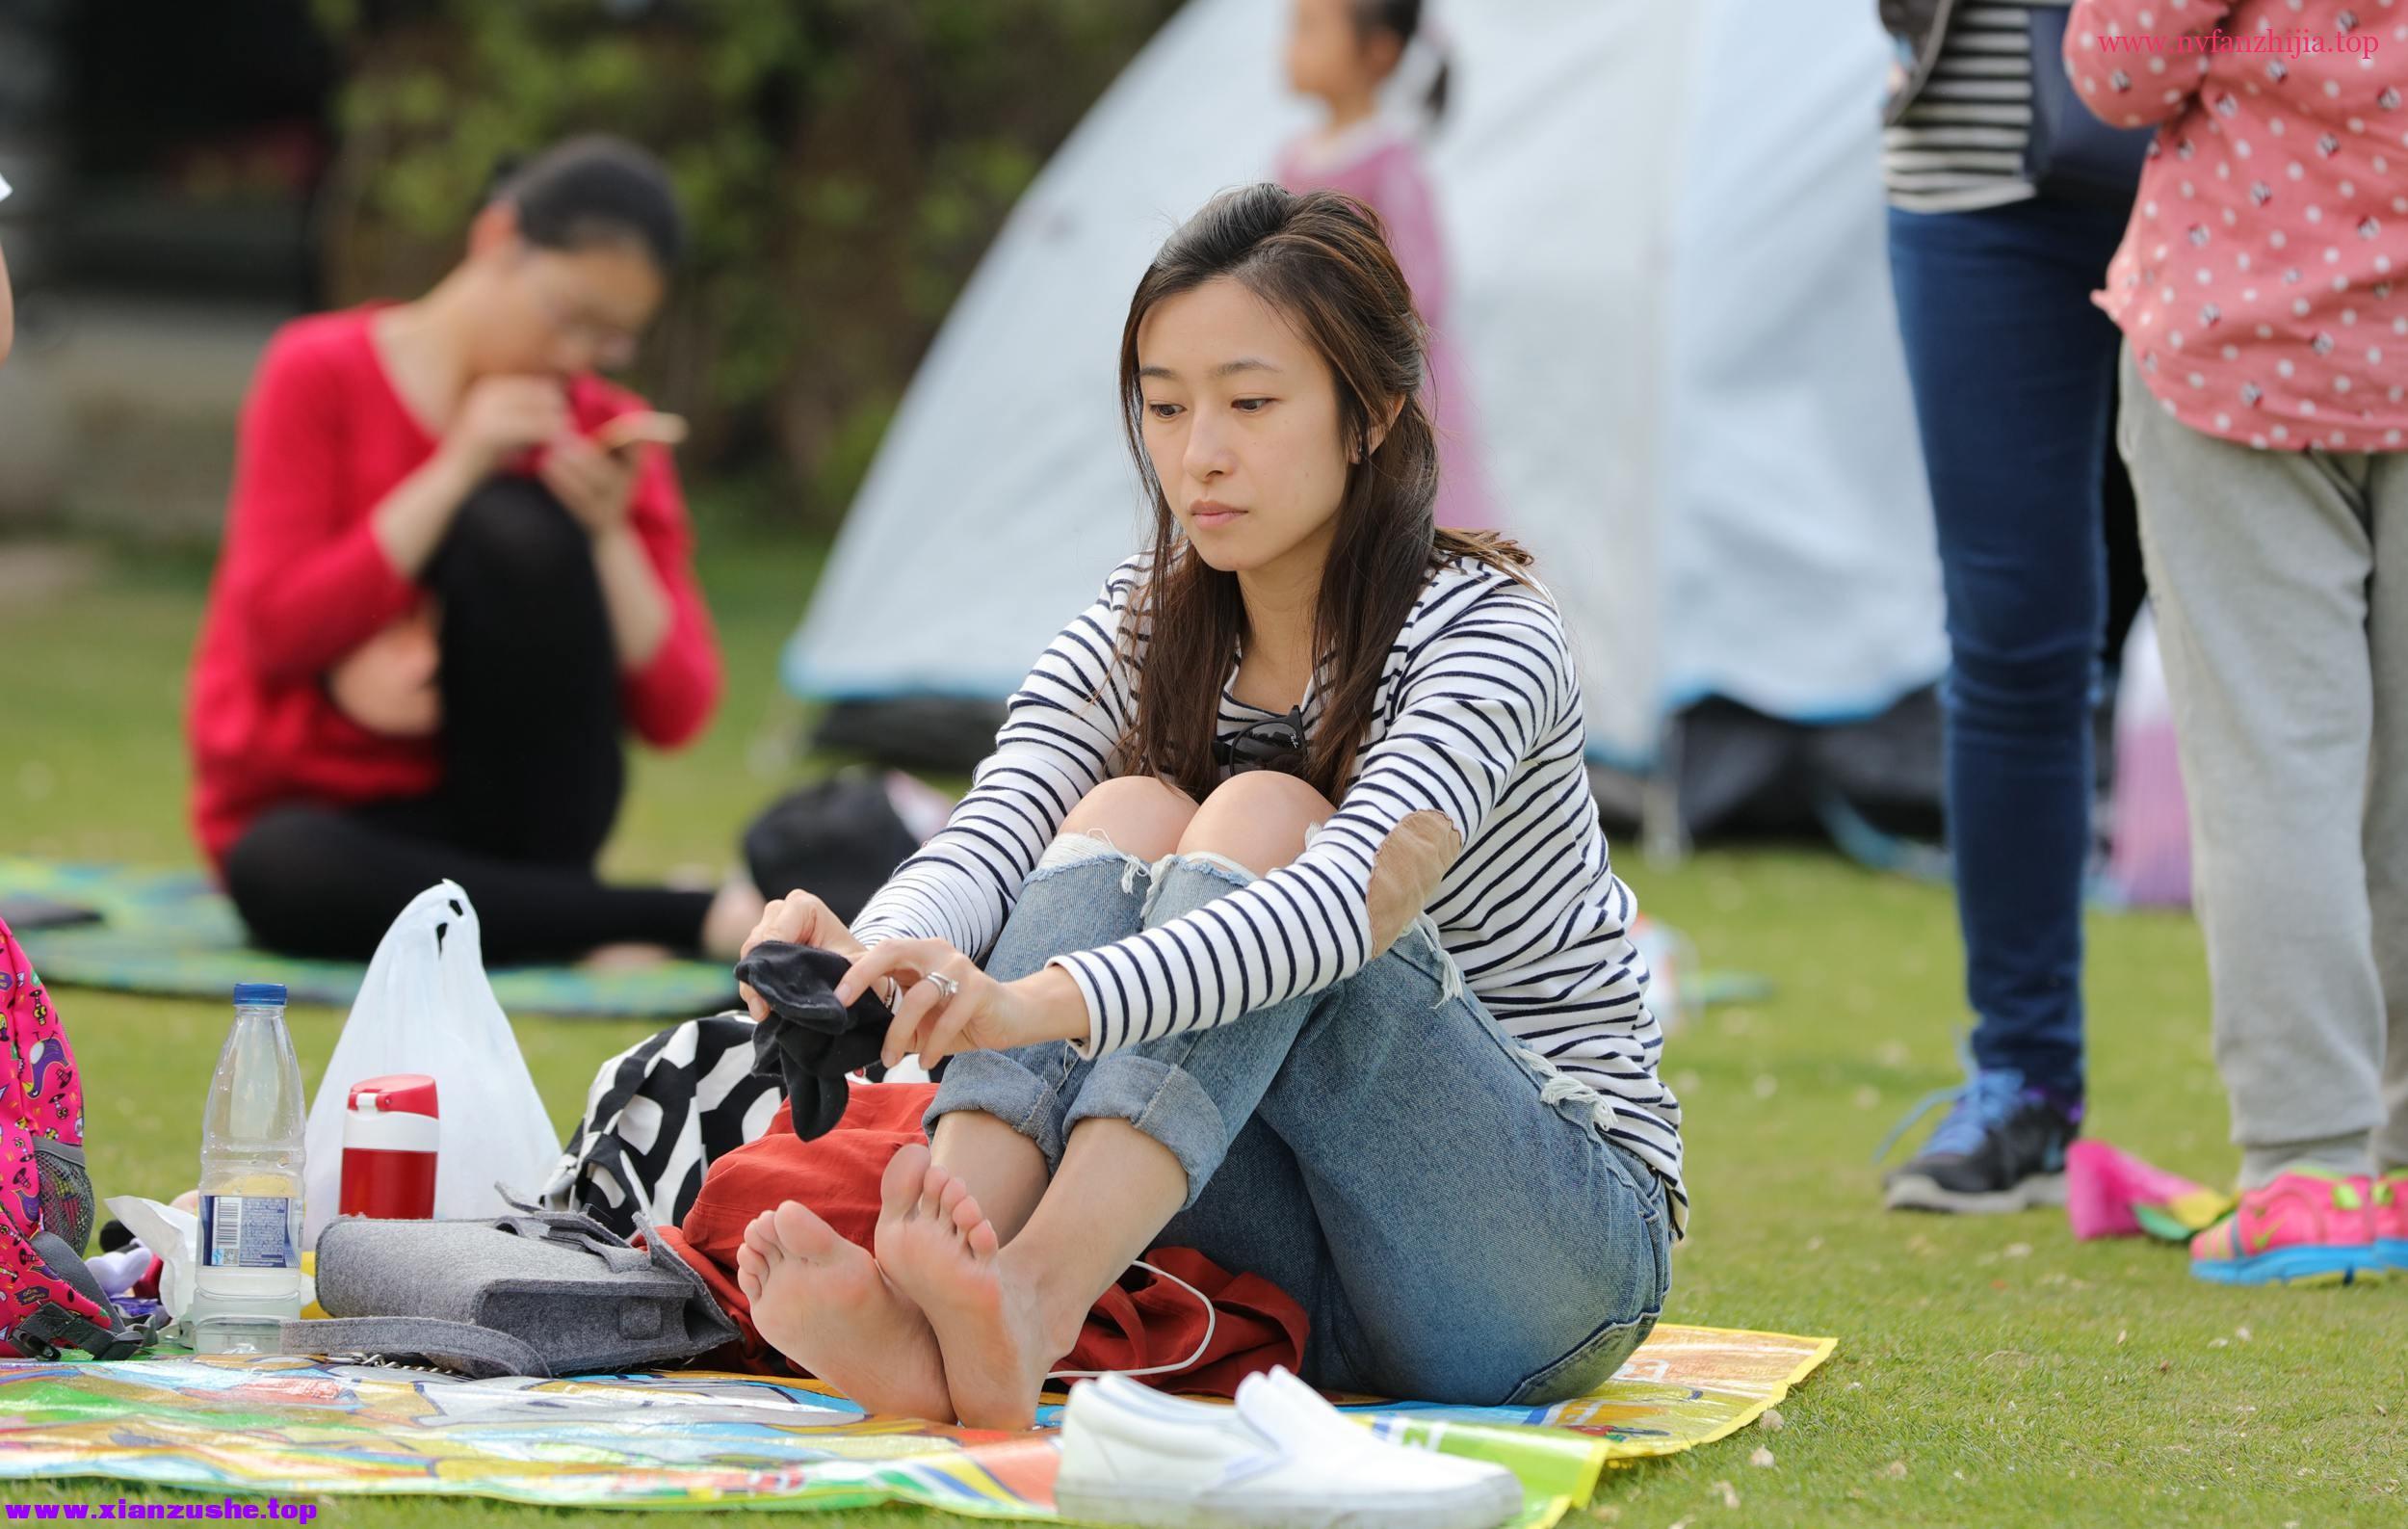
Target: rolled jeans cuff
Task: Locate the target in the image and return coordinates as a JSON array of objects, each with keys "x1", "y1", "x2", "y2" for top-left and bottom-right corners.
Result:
[
  {"x1": 924, "y1": 1044, "x2": 1077, "y2": 1171},
  {"x1": 1060, "y1": 1050, "x2": 1234, "y2": 1212},
  {"x1": 924, "y1": 1044, "x2": 1234, "y2": 1210}
]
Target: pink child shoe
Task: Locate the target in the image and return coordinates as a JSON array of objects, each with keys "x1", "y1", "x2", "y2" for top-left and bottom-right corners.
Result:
[
  {"x1": 2065, "y1": 1139, "x2": 2232, "y2": 1241},
  {"x1": 2188, "y1": 1170, "x2": 2386, "y2": 1287},
  {"x1": 2376, "y1": 1171, "x2": 2408, "y2": 1271}
]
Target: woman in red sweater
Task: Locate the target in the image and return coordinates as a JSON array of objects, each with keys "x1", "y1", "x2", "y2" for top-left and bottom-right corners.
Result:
[{"x1": 188, "y1": 136, "x2": 761, "y2": 963}]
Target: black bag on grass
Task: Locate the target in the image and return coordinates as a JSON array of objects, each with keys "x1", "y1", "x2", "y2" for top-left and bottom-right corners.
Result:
[{"x1": 742, "y1": 768, "x2": 923, "y2": 924}]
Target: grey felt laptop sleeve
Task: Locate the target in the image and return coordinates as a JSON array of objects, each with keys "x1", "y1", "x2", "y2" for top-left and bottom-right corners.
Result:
[{"x1": 276, "y1": 1201, "x2": 739, "y2": 1379}]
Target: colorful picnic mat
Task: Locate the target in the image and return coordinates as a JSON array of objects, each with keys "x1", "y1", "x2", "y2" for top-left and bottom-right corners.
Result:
[
  {"x1": 0, "y1": 858, "x2": 738, "y2": 1020},
  {"x1": 0, "y1": 1326, "x2": 1834, "y2": 1525}
]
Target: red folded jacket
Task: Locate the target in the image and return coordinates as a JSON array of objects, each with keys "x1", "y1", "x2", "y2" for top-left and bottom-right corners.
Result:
[{"x1": 656, "y1": 1080, "x2": 1308, "y2": 1402}]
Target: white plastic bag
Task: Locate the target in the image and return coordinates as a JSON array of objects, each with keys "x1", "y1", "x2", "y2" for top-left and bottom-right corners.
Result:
[{"x1": 301, "y1": 882, "x2": 561, "y2": 1245}]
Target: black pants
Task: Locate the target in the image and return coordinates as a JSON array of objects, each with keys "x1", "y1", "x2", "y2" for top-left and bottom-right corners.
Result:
[{"x1": 226, "y1": 480, "x2": 714, "y2": 963}]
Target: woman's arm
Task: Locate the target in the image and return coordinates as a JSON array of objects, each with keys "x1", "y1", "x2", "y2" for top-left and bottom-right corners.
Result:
[
  {"x1": 239, "y1": 366, "x2": 563, "y2": 681},
  {"x1": 533, "y1": 432, "x2": 672, "y2": 669},
  {"x1": 229, "y1": 335, "x2": 434, "y2": 682},
  {"x1": 844, "y1": 559, "x2": 1145, "y2": 959},
  {"x1": 523, "y1": 411, "x2": 716, "y2": 738},
  {"x1": 592, "y1": 521, "x2": 675, "y2": 671},
  {"x1": 2065, "y1": 0, "x2": 2237, "y2": 128},
  {"x1": 1046, "y1": 579, "x2": 1577, "y2": 1059},
  {"x1": 608, "y1": 441, "x2": 721, "y2": 746},
  {"x1": 373, "y1": 376, "x2": 563, "y2": 578}
]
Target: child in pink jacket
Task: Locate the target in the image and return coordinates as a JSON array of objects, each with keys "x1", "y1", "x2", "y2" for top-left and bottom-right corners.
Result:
[
  {"x1": 2068, "y1": 0, "x2": 2408, "y2": 1286},
  {"x1": 1, "y1": 172, "x2": 14, "y2": 367},
  {"x1": 1279, "y1": 0, "x2": 1493, "y2": 530}
]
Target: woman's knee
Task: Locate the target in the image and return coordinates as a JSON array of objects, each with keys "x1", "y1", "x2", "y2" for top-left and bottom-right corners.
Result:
[
  {"x1": 1060, "y1": 776, "x2": 1199, "y2": 863},
  {"x1": 437, "y1": 478, "x2": 593, "y2": 600},
  {"x1": 1179, "y1": 772, "x2": 1336, "y2": 877}
]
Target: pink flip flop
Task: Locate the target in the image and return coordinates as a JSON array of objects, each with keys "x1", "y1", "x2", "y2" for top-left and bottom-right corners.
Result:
[{"x1": 2065, "y1": 1139, "x2": 2235, "y2": 1242}]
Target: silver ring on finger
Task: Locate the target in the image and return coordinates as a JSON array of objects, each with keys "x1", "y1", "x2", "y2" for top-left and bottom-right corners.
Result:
[
  {"x1": 924, "y1": 972, "x2": 960, "y2": 1002},
  {"x1": 879, "y1": 977, "x2": 903, "y2": 1012}
]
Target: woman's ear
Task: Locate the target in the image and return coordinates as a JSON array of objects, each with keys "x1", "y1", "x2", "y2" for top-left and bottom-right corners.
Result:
[
  {"x1": 1362, "y1": 394, "x2": 1408, "y2": 459},
  {"x1": 465, "y1": 199, "x2": 522, "y2": 261}
]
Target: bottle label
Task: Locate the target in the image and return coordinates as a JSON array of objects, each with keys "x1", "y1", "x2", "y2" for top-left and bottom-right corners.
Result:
[{"x1": 199, "y1": 1194, "x2": 298, "y2": 1270}]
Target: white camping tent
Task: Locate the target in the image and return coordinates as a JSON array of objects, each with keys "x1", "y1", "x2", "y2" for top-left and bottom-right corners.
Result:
[{"x1": 784, "y1": 0, "x2": 1943, "y2": 769}]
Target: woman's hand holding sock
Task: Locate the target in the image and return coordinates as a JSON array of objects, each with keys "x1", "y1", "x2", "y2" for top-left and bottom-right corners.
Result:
[{"x1": 734, "y1": 941, "x2": 895, "y2": 1140}]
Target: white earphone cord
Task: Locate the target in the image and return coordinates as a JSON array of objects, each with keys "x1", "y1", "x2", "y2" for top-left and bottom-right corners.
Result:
[{"x1": 1043, "y1": 1257, "x2": 1218, "y2": 1383}]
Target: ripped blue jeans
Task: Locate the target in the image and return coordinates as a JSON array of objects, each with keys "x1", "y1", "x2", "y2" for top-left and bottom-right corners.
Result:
[{"x1": 924, "y1": 833, "x2": 1673, "y2": 1406}]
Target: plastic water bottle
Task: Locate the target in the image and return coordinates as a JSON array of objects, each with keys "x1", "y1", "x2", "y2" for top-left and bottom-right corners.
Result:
[{"x1": 189, "y1": 982, "x2": 307, "y2": 1355}]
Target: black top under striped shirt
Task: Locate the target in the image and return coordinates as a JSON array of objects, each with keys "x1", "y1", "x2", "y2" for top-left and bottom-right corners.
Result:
[
  {"x1": 1885, "y1": 1, "x2": 2055, "y2": 213},
  {"x1": 850, "y1": 551, "x2": 1688, "y2": 1234}
]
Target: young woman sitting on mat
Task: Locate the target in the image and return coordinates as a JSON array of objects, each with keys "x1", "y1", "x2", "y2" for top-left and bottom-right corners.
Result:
[
  {"x1": 188, "y1": 135, "x2": 762, "y2": 964},
  {"x1": 729, "y1": 185, "x2": 1685, "y2": 1429}
]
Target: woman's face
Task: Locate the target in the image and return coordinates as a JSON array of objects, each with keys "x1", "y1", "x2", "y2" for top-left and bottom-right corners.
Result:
[
  {"x1": 468, "y1": 220, "x2": 664, "y2": 381},
  {"x1": 1285, "y1": 0, "x2": 1373, "y2": 101},
  {"x1": 1136, "y1": 276, "x2": 1359, "y2": 578}
]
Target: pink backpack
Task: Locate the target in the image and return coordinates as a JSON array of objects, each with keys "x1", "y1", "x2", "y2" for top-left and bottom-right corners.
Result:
[{"x1": 0, "y1": 918, "x2": 153, "y2": 1359}]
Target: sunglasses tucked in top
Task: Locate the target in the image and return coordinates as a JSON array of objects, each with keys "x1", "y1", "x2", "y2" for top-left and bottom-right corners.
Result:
[{"x1": 1213, "y1": 706, "x2": 1308, "y2": 775}]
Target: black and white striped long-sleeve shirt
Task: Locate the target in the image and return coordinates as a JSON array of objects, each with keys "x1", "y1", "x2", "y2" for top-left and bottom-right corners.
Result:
[
  {"x1": 851, "y1": 552, "x2": 1688, "y2": 1232},
  {"x1": 1884, "y1": 2, "x2": 2050, "y2": 214}
]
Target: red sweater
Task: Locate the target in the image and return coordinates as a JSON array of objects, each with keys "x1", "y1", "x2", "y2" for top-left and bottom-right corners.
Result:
[{"x1": 187, "y1": 308, "x2": 721, "y2": 869}]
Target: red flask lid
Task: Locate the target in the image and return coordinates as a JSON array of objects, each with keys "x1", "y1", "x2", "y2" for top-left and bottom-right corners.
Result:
[{"x1": 346, "y1": 1073, "x2": 440, "y2": 1118}]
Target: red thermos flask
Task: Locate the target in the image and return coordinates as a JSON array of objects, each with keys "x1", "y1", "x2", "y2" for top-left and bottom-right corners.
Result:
[{"x1": 339, "y1": 1073, "x2": 440, "y2": 1219}]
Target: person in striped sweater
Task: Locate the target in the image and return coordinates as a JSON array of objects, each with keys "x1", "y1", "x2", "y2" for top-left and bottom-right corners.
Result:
[
  {"x1": 1876, "y1": 0, "x2": 2126, "y2": 1214},
  {"x1": 730, "y1": 185, "x2": 1683, "y2": 1430}
]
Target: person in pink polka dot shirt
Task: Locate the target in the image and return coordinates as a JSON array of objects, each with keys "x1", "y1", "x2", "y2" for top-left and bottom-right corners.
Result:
[
  {"x1": 2067, "y1": 0, "x2": 2406, "y2": 449},
  {"x1": 2067, "y1": 0, "x2": 2408, "y2": 1289}
]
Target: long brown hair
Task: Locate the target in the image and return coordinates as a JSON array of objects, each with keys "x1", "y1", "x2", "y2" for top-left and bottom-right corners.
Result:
[{"x1": 1112, "y1": 183, "x2": 1535, "y2": 804}]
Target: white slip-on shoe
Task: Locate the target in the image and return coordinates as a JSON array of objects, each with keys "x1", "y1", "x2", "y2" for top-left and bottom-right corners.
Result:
[{"x1": 1052, "y1": 1365, "x2": 1525, "y2": 1529}]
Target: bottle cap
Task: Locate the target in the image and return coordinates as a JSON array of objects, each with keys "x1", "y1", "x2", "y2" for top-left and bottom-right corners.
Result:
[{"x1": 232, "y1": 982, "x2": 289, "y2": 1007}]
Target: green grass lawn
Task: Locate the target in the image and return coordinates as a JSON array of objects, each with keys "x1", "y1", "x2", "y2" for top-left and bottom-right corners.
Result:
[{"x1": 1, "y1": 526, "x2": 2399, "y2": 1528}]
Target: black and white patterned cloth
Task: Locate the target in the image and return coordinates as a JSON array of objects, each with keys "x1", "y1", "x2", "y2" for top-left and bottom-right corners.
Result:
[{"x1": 538, "y1": 1015, "x2": 783, "y2": 1239}]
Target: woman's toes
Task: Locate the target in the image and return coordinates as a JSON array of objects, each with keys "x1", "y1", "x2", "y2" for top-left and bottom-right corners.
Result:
[
  {"x1": 950, "y1": 1192, "x2": 982, "y2": 1235},
  {"x1": 917, "y1": 1165, "x2": 951, "y2": 1219},
  {"x1": 938, "y1": 1176, "x2": 970, "y2": 1220},
  {"x1": 771, "y1": 1199, "x2": 845, "y2": 1262},
  {"x1": 881, "y1": 1144, "x2": 931, "y2": 1218},
  {"x1": 966, "y1": 1216, "x2": 1001, "y2": 1259}
]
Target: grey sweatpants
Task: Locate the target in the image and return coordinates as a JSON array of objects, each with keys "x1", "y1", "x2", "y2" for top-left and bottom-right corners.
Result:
[{"x1": 2115, "y1": 348, "x2": 2408, "y2": 1183}]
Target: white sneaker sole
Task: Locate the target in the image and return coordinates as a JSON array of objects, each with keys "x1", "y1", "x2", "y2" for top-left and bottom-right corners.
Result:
[
  {"x1": 1055, "y1": 1474, "x2": 1525, "y2": 1529},
  {"x1": 1884, "y1": 1171, "x2": 2067, "y2": 1214}
]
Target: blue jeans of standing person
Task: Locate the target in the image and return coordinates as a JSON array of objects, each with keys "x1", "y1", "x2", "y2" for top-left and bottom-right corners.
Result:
[
  {"x1": 925, "y1": 835, "x2": 1673, "y2": 1406},
  {"x1": 1886, "y1": 196, "x2": 2132, "y2": 1101}
]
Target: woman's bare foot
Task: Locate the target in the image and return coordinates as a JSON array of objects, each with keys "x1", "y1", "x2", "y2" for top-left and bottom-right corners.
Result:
[
  {"x1": 583, "y1": 941, "x2": 674, "y2": 971},
  {"x1": 873, "y1": 1143, "x2": 1078, "y2": 1431},
  {"x1": 737, "y1": 1199, "x2": 953, "y2": 1420},
  {"x1": 702, "y1": 875, "x2": 769, "y2": 963}
]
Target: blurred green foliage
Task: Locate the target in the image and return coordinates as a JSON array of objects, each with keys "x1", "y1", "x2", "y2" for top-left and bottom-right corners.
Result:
[{"x1": 308, "y1": 0, "x2": 1179, "y2": 528}]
